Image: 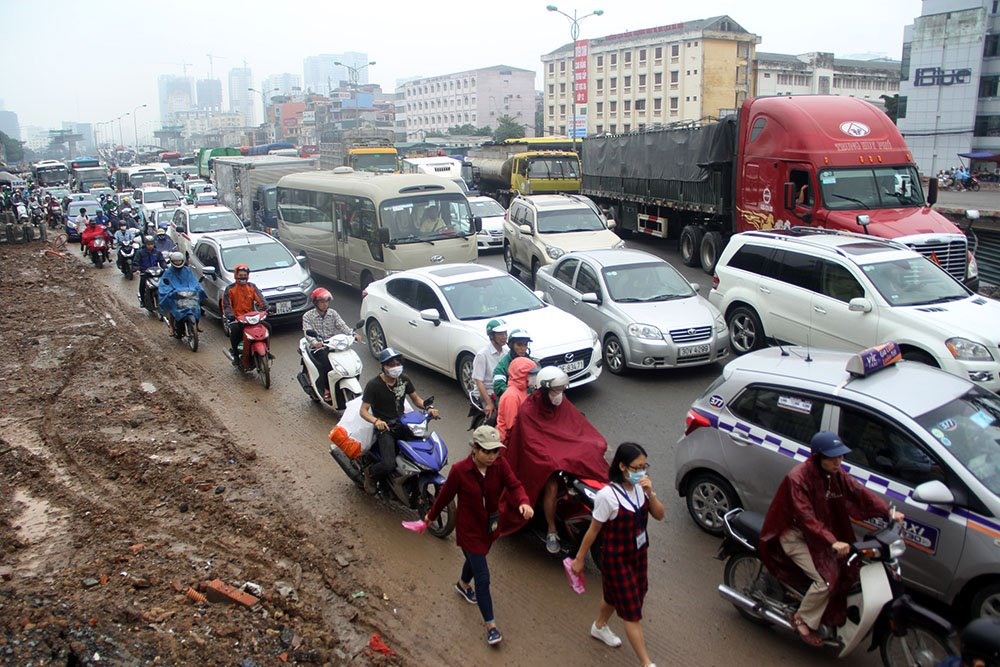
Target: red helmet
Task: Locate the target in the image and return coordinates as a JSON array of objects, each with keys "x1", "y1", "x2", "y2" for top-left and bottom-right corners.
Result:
[
  {"x1": 233, "y1": 263, "x2": 250, "y2": 275},
  {"x1": 311, "y1": 287, "x2": 332, "y2": 303}
]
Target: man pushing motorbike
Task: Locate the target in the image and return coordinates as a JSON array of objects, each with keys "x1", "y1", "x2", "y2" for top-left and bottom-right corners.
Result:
[{"x1": 758, "y1": 431, "x2": 904, "y2": 646}]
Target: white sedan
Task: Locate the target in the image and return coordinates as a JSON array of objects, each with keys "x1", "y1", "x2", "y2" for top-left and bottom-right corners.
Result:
[{"x1": 360, "y1": 263, "x2": 603, "y2": 393}]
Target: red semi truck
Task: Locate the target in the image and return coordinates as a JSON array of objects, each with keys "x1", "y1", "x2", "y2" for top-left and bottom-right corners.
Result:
[{"x1": 581, "y1": 95, "x2": 978, "y2": 289}]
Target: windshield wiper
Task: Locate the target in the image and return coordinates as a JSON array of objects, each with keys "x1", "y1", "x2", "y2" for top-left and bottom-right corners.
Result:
[
  {"x1": 913, "y1": 295, "x2": 967, "y2": 305},
  {"x1": 614, "y1": 297, "x2": 643, "y2": 303},
  {"x1": 831, "y1": 193, "x2": 871, "y2": 209},
  {"x1": 644, "y1": 293, "x2": 688, "y2": 301}
]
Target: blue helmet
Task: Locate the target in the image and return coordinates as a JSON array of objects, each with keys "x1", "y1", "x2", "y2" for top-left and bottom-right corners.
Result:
[
  {"x1": 377, "y1": 347, "x2": 402, "y2": 365},
  {"x1": 810, "y1": 431, "x2": 851, "y2": 458}
]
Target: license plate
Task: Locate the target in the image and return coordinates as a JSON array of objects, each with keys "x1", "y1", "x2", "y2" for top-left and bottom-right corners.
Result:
[
  {"x1": 559, "y1": 359, "x2": 585, "y2": 373},
  {"x1": 276, "y1": 300, "x2": 292, "y2": 314},
  {"x1": 679, "y1": 344, "x2": 711, "y2": 358}
]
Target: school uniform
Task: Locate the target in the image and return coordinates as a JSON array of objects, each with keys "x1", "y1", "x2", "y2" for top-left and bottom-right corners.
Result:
[{"x1": 593, "y1": 483, "x2": 650, "y2": 622}]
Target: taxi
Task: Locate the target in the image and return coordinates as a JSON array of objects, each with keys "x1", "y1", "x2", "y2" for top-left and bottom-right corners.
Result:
[{"x1": 674, "y1": 342, "x2": 1000, "y2": 619}]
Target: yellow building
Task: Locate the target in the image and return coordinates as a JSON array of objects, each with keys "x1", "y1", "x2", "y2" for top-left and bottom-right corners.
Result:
[{"x1": 541, "y1": 15, "x2": 759, "y2": 136}]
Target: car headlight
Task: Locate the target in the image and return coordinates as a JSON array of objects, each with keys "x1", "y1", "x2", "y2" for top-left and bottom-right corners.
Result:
[
  {"x1": 946, "y1": 337, "x2": 994, "y2": 361},
  {"x1": 613, "y1": 240, "x2": 626, "y2": 249},
  {"x1": 299, "y1": 276, "x2": 315, "y2": 291},
  {"x1": 715, "y1": 314, "x2": 726, "y2": 333},
  {"x1": 627, "y1": 323, "x2": 663, "y2": 340},
  {"x1": 546, "y1": 245, "x2": 565, "y2": 259},
  {"x1": 591, "y1": 328, "x2": 600, "y2": 346}
]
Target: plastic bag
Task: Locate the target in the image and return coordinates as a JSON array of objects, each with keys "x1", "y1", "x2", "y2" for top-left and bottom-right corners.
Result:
[
  {"x1": 562, "y1": 557, "x2": 585, "y2": 594},
  {"x1": 337, "y1": 396, "x2": 374, "y2": 452},
  {"x1": 401, "y1": 519, "x2": 427, "y2": 533}
]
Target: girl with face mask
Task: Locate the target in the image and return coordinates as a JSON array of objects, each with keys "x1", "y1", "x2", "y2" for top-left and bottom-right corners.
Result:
[{"x1": 571, "y1": 442, "x2": 666, "y2": 667}]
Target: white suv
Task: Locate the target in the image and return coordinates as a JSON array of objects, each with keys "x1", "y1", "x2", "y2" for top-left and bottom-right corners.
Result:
[
  {"x1": 170, "y1": 204, "x2": 246, "y2": 260},
  {"x1": 710, "y1": 229, "x2": 1000, "y2": 391},
  {"x1": 503, "y1": 194, "x2": 623, "y2": 284}
]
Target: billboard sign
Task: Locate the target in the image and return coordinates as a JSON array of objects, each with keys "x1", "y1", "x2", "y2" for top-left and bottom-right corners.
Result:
[{"x1": 574, "y1": 39, "x2": 589, "y2": 104}]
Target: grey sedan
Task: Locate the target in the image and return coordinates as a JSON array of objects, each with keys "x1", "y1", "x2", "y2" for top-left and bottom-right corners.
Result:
[{"x1": 535, "y1": 248, "x2": 729, "y2": 374}]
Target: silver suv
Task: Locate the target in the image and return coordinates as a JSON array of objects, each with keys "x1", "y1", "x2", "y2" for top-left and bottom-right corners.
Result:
[{"x1": 503, "y1": 193, "x2": 623, "y2": 284}]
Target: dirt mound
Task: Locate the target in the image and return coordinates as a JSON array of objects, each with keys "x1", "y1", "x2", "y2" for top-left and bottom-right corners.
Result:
[{"x1": 0, "y1": 244, "x2": 404, "y2": 665}]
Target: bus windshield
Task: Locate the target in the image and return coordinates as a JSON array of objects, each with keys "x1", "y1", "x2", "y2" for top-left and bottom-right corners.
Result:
[
  {"x1": 380, "y1": 193, "x2": 473, "y2": 243},
  {"x1": 130, "y1": 172, "x2": 168, "y2": 188},
  {"x1": 37, "y1": 166, "x2": 69, "y2": 185},
  {"x1": 352, "y1": 153, "x2": 398, "y2": 173},
  {"x1": 819, "y1": 166, "x2": 926, "y2": 210}
]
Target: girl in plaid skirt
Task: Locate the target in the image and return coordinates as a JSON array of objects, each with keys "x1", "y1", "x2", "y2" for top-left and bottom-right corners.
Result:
[{"x1": 571, "y1": 442, "x2": 665, "y2": 667}]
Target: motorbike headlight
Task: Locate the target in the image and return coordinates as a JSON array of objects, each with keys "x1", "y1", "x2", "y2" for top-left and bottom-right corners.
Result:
[
  {"x1": 299, "y1": 276, "x2": 314, "y2": 291},
  {"x1": 546, "y1": 245, "x2": 565, "y2": 259},
  {"x1": 409, "y1": 422, "x2": 428, "y2": 438},
  {"x1": 715, "y1": 314, "x2": 727, "y2": 333},
  {"x1": 946, "y1": 337, "x2": 994, "y2": 361},
  {"x1": 889, "y1": 538, "x2": 906, "y2": 559},
  {"x1": 627, "y1": 323, "x2": 663, "y2": 340}
]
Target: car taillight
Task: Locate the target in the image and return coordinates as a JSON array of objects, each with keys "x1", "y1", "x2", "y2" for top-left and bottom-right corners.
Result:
[
  {"x1": 684, "y1": 409, "x2": 712, "y2": 435},
  {"x1": 711, "y1": 274, "x2": 719, "y2": 290}
]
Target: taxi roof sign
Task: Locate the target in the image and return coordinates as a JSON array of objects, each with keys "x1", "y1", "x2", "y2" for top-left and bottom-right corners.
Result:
[{"x1": 846, "y1": 341, "x2": 902, "y2": 377}]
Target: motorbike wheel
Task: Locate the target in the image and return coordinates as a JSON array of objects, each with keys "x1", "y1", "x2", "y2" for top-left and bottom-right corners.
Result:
[
  {"x1": 329, "y1": 447, "x2": 364, "y2": 487},
  {"x1": 879, "y1": 621, "x2": 954, "y2": 667},
  {"x1": 419, "y1": 485, "x2": 456, "y2": 539},
  {"x1": 186, "y1": 320, "x2": 199, "y2": 352},
  {"x1": 4, "y1": 223, "x2": 14, "y2": 244},
  {"x1": 723, "y1": 552, "x2": 785, "y2": 626},
  {"x1": 972, "y1": 182, "x2": 982, "y2": 192},
  {"x1": 92, "y1": 252, "x2": 103, "y2": 268},
  {"x1": 256, "y1": 354, "x2": 271, "y2": 389}
]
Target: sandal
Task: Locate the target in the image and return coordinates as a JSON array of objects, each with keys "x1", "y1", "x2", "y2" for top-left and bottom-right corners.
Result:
[
  {"x1": 322, "y1": 390, "x2": 332, "y2": 403},
  {"x1": 791, "y1": 612, "x2": 823, "y2": 647}
]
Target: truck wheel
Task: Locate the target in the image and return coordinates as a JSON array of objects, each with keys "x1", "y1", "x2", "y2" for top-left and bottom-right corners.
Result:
[
  {"x1": 700, "y1": 231, "x2": 723, "y2": 274},
  {"x1": 680, "y1": 226, "x2": 705, "y2": 267},
  {"x1": 504, "y1": 243, "x2": 520, "y2": 277}
]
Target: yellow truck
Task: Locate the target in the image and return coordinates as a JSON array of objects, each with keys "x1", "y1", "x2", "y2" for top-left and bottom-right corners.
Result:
[
  {"x1": 345, "y1": 139, "x2": 398, "y2": 173},
  {"x1": 468, "y1": 145, "x2": 580, "y2": 207}
]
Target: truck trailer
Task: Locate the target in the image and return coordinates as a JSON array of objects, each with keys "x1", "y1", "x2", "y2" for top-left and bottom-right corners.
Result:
[
  {"x1": 212, "y1": 155, "x2": 320, "y2": 234},
  {"x1": 581, "y1": 95, "x2": 978, "y2": 288}
]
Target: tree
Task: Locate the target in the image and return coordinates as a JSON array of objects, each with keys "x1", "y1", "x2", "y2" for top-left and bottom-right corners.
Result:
[
  {"x1": 880, "y1": 94, "x2": 899, "y2": 124},
  {"x1": 448, "y1": 124, "x2": 478, "y2": 136},
  {"x1": 492, "y1": 115, "x2": 525, "y2": 142},
  {"x1": 475, "y1": 126, "x2": 492, "y2": 136},
  {"x1": 0, "y1": 131, "x2": 24, "y2": 163}
]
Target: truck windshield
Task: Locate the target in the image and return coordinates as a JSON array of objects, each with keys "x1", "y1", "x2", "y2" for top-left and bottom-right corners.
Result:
[
  {"x1": 916, "y1": 387, "x2": 1000, "y2": 495},
  {"x1": 819, "y1": 166, "x2": 925, "y2": 210},
  {"x1": 526, "y1": 156, "x2": 579, "y2": 179},
  {"x1": 380, "y1": 193, "x2": 473, "y2": 243},
  {"x1": 353, "y1": 154, "x2": 398, "y2": 173},
  {"x1": 38, "y1": 167, "x2": 69, "y2": 185}
]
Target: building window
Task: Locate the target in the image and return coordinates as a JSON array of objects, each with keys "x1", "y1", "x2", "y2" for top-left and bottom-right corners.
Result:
[
  {"x1": 559, "y1": 104, "x2": 566, "y2": 117},
  {"x1": 654, "y1": 72, "x2": 663, "y2": 85},
  {"x1": 596, "y1": 79, "x2": 603, "y2": 92},
  {"x1": 610, "y1": 77, "x2": 617, "y2": 90},
  {"x1": 596, "y1": 101, "x2": 603, "y2": 113},
  {"x1": 639, "y1": 74, "x2": 646, "y2": 87},
  {"x1": 653, "y1": 98, "x2": 662, "y2": 110},
  {"x1": 624, "y1": 124, "x2": 631, "y2": 132},
  {"x1": 559, "y1": 125, "x2": 566, "y2": 134},
  {"x1": 624, "y1": 52, "x2": 631, "y2": 64},
  {"x1": 560, "y1": 61, "x2": 566, "y2": 72},
  {"x1": 975, "y1": 115, "x2": 1000, "y2": 136},
  {"x1": 548, "y1": 84, "x2": 555, "y2": 95},
  {"x1": 609, "y1": 100, "x2": 617, "y2": 113},
  {"x1": 763, "y1": 72, "x2": 771, "y2": 78},
  {"x1": 986, "y1": 35, "x2": 1000, "y2": 58},
  {"x1": 624, "y1": 75, "x2": 631, "y2": 88},
  {"x1": 610, "y1": 53, "x2": 617, "y2": 65},
  {"x1": 670, "y1": 97, "x2": 679, "y2": 110},
  {"x1": 671, "y1": 44, "x2": 679, "y2": 57},
  {"x1": 548, "y1": 125, "x2": 555, "y2": 135},
  {"x1": 639, "y1": 49, "x2": 646, "y2": 62},
  {"x1": 597, "y1": 55, "x2": 604, "y2": 67},
  {"x1": 560, "y1": 82, "x2": 566, "y2": 94},
  {"x1": 549, "y1": 105, "x2": 555, "y2": 116},
  {"x1": 596, "y1": 124, "x2": 603, "y2": 133},
  {"x1": 635, "y1": 99, "x2": 646, "y2": 111},
  {"x1": 548, "y1": 63, "x2": 554, "y2": 73},
  {"x1": 670, "y1": 71, "x2": 679, "y2": 83},
  {"x1": 655, "y1": 46, "x2": 662, "y2": 59},
  {"x1": 610, "y1": 124, "x2": 617, "y2": 133},
  {"x1": 624, "y1": 100, "x2": 631, "y2": 111}
]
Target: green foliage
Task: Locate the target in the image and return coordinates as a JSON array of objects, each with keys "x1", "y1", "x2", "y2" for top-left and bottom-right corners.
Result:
[
  {"x1": 880, "y1": 94, "x2": 899, "y2": 124},
  {"x1": 492, "y1": 115, "x2": 525, "y2": 142},
  {"x1": 0, "y1": 131, "x2": 24, "y2": 163}
]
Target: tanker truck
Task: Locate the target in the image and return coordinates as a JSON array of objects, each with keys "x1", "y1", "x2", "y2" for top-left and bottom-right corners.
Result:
[
  {"x1": 467, "y1": 145, "x2": 581, "y2": 207},
  {"x1": 581, "y1": 94, "x2": 978, "y2": 289}
]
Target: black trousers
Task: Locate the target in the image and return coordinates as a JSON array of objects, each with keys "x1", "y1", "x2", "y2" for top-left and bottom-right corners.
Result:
[
  {"x1": 372, "y1": 425, "x2": 406, "y2": 478},
  {"x1": 309, "y1": 347, "x2": 334, "y2": 394}
]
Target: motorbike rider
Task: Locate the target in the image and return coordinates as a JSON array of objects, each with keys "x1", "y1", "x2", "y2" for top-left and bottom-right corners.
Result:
[
  {"x1": 492, "y1": 328, "x2": 532, "y2": 398},
  {"x1": 758, "y1": 431, "x2": 905, "y2": 647},
  {"x1": 938, "y1": 616, "x2": 1000, "y2": 667},
  {"x1": 80, "y1": 217, "x2": 111, "y2": 257},
  {"x1": 73, "y1": 207, "x2": 90, "y2": 246},
  {"x1": 360, "y1": 348, "x2": 439, "y2": 494},
  {"x1": 113, "y1": 220, "x2": 137, "y2": 247},
  {"x1": 472, "y1": 318, "x2": 508, "y2": 423},
  {"x1": 136, "y1": 235, "x2": 165, "y2": 306},
  {"x1": 223, "y1": 264, "x2": 270, "y2": 366},
  {"x1": 158, "y1": 251, "x2": 206, "y2": 338},
  {"x1": 301, "y1": 287, "x2": 359, "y2": 402},
  {"x1": 496, "y1": 356, "x2": 537, "y2": 442},
  {"x1": 46, "y1": 195, "x2": 62, "y2": 226},
  {"x1": 501, "y1": 366, "x2": 608, "y2": 554},
  {"x1": 153, "y1": 223, "x2": 177, "y2": 257}
]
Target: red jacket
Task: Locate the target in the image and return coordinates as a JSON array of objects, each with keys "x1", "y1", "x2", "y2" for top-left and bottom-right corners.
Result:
[
  {"x1": 759, "y1": 458, "x2": 889, "y2": 627},
  {"x1": 426, "y1": 454, "x2": 529, "y2": 555}
]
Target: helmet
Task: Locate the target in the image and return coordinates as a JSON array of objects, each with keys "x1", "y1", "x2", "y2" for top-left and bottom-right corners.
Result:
[
  {"x1": 378, "y1": 347, "x2": 403, "y2": 365},
  {"x1": 168, "y1": 251, "x2": 184, "y2": 267},
  {"x1": 143, "y1": 235, "x2": 154, "y2": 245},
  {"x1": 810, "y1": 431, "x2": 851, "y2": 458},
  {"x1": 960, "y1": 617, "x2": 1000, "y2": 665},
  {"x1": 155, "y1": 226, "x2": 166, "y2": 235},
  {"x1": 508, "y1": 327, "x2": 531, "y2": 343},
  {"x1": 311, "y1": 287, "x2": 332, "y2": 303},
  {"x1": 536, "y1": 366, "x2": 569, "y2": 390},
  {"x1": 486, "y1": 318, "x2": 508, "y2": 336},
  {"x1": 157, "y1": 221, "x2": 169, "y2": 230},
  {"x1": 233, "y1": 263, "x2": 250, "y2": 276}
]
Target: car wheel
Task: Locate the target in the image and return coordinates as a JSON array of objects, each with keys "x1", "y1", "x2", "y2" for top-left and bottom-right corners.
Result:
[
  {"x1": 971, "y1": 583, "x2": 1000, "y2": 620},
  {"x1": 902, "y1": 350, "x2": 939, "y2": 367},
  {"x1": 602, "y1": 334, "x2": 627, "y2": 375},
  {"x1": 728, "y1": 305, "x2": 765, "y2": 355},
  {"x1": 504, "y1": 242, "x2": 520, "y2": 277},
  {"x1": 456, "y1": 352, "x2": 476, "y2": 396},
  {"x1": 366, "y1": 319, "x2": 386, "y2": 359},
  {"x1": 680, "y1": 225, "x2": 705, "y2": 267},
  {"x1": 686, "y1": 472, "x2": 741, "y2": 536},
  {"x1": 700, "y1": 231, "x2": 723, "y2": 274}
]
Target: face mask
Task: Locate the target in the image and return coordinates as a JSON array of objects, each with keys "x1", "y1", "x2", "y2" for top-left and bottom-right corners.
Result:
[
  {"x1": 385, "y1": 365, "x2": 404, "y2": 379},
  {"x1": 627, "y1": 470, "x2": 647, "y2": 485},
  {"x1": 548, "y1": 391, "x2": 564, "y2": 406}
]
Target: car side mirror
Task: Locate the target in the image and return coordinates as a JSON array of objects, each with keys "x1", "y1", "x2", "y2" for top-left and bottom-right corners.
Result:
[
  {"x1": 606, "y1": 219, "x2": 616, "y2": 229},
  {"x1": 848, "y1": 297, "x2": 872, "y2": 313},
  {"x1": 202, "y1": 266, "x2": 216, "y2": 280},
  {"x1": 420, "y1": 308, "x2": 441, "y2": 325},
  {"x1": 175, "y1": 223, "x2": 186, "y2": 234},
  {"x1": 533, "y1": 289, "x2": 546, "y2": 301},
  {"x1": 473, "y1": 215, "x2": 483, "y2": 232},
  {"x1": 783, "y1": 181, "x2": 796, "y2": 210},
  {"x1": 927, "y1": 177, "x2": 938, "y2": 206},
  {"x1": 581, "y1": 292, "x2": 601, "y2": 305},
  {"x1": 377, "y1": 227, "x2": 391, "y2": 245},
  {"x1": 296, "y1": 253, "x2": 308, "y2": 268},
  {"x1": 690, "y1": 282, "x2": 701, "y2": 293},
  {"x1": 912, "y1": 480, "x2": 954, "y2": 505},
  {"x1": 518, "y1": 223, "x2": 532, "y2": 235}
]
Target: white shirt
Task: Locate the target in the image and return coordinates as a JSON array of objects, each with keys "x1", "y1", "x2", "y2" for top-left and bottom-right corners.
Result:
[
  {"x1": 592, "y1": 483, "x2": 645, "y2": 523},
  {"x1": 472, "y1": 343, "x2": 507, "y2": 390}
]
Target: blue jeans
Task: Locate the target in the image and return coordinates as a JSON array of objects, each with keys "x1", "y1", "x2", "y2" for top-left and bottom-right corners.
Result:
[{"x1": 461, "y1": 550, "x2": 494, "y2": 623}]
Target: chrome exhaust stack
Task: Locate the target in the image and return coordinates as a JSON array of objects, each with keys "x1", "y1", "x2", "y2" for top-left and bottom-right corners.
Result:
[{"x1": 718, "y1": 585, "x2": 794, "y2": 632}]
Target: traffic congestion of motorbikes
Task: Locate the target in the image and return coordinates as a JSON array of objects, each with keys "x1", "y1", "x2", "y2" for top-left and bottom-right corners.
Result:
[{"x1": 5, "y1": 165, "x2": 1000, "y2": 667}]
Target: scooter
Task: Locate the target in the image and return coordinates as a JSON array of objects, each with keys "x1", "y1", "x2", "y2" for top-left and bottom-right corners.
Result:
[
  {"x1": 329, "y1": 399, "x2": 456, "y2": 538},
  {"x1": 297, "y1": 320, "x2": 364, "y2": 409},
  {"x1": 160, "y1": 290, "x2": 201, "y2": 352},
  {"x1": 523, "y1": 470, "x2": 606, "y2": 564},
  {"x1": 140, "y1": 267, "x2": 162, "y2": 316},
  {"x1": 85, "y1": 232, "x2": 111, "y2": 267},
  {"x1": 117, "y1": 238, "x2": 139, "y2": 279},
  {"x1": 224, "y1": 309, "x2": 273, "y2": 389},
  {"x1": 716, "y1": 508, "x2": 954, "y2": 667}
]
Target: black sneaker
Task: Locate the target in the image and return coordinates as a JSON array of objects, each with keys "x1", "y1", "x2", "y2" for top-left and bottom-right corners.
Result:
[
  {"x1": 486, "y1": 627, "x2": 502, "y2": 646},
  {"x1": 454, "y1": 583, "x2": 477, "y2": 605}
]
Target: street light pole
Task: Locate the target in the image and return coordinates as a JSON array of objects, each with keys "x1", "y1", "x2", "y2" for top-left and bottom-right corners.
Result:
[
  {"x1": 248, "y1": 87, "x2": 279, "y2": 144},
  {"x1": 132, "y1": 104, "x2": 147, "y2": 153},
  {"x1": 333, "y1": 60, "x2": 376, "y2": 91},
  {"x1": 546, "y1": 5, "x2": 603, "y2": 146},
  {"x1": 115, "y1": 113, "x2": 130, "y2": 150}
]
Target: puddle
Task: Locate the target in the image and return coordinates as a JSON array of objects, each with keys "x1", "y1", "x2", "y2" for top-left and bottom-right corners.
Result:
[{"x1": 11, "y1": 488, "x2": 75, "y2": 579}]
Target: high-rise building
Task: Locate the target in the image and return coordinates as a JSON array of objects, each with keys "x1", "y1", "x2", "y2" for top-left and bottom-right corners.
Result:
[
  {"x1": 263, "y1": 73, "x2": 302, "y2": 97},
  {"x1": 196, "y1": 79, "x2": 223, "y2": 112},
  {"x1": 157, "y1": 75, "x2": 194, "y2": 123},
  {"x1": 304, "y1": 52, "x2": 370, "y2": 94},
  {"x1": 228, "y1": 67, "x2": 254, "y2": 126},
  {"x1": 0, "y1": 109, "x2": 20, "y2": 141}
]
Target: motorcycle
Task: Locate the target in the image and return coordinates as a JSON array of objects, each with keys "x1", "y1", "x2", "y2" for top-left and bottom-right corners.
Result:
[
  {"x1": 225, "y1": 309, "x2": 273, "y2": 389},
  {"x1": 161, "y1": 289, "x2": 201, "y2": 352},
  {"x1": 716, "y1": 508, "x2": 954, "y2": 667},
  {"x1": 46, "y1": 206, "x2": 63, "y2": 230},
  {"x1": 328, "y1": 399, "x2": 457, "y2": 538},
  {"x1": 523, "y1": 470, "x2": 606, "y2": 564},
  {"x1": 297, "y1": 321, "x2": 364, "y2": 409},
  {"x1": 85, "y1": 234, "x2": 111, "y2": 268},
  {"x1": 116, "y1": 238, "x2": 139, "y2": 279},
  {"x1": 140, "y1": 267, "x2": 163, "y2": 316},
  {"x1": 466, "y1": 387, "x2": 488, "y2": 431},
  {"x1": 963, "y1": 176, "x2": 982, "y2": 192}
]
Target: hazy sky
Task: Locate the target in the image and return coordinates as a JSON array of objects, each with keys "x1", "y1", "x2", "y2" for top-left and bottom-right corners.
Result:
[{"x1": 2, "y1": 0, "x2": 921, "y2": 130}]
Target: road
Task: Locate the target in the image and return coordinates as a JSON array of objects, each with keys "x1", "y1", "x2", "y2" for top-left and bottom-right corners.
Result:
[
  {"x1": 935, "y1": 187, "x2": 1000, "y2": 212},
  {"x1": 100, "y1": 237, "x2": 880, "y2": 666}
]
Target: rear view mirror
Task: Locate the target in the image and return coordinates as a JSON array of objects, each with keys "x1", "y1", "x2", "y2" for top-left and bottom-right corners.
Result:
[
  {"x1": 175, "y1": 224, "x2": 186, "y2": 234},
  {"x1": 606, "y1": 219, "x2": 616, "y2": 229},
  {"x1": 911, "y1": 480, "x2": 954, "y2": 505},
  {"x1": 377, "y1": 227, "x2": 391, "y2": 244},
  {"x1": 848, "y1": 297, "x2": 872, "y2": 313},
  {"x1": 783, "y1": 181, "x2": 796, "y2": 210},
  {"x1": 581, "y1": 292, "x2": 601, "y2": 305},
  {"x1": 473, "y1": 216, "x2": 483, "y2": 232},
  {"x1": 420, "y1": 308, "x2": 441, "y2": 325},
  {"x1": 518, "y1": 224, "x2": 532, "y2": 235},
  {"x1": 305, "y1": 329, "x2": 318, "y2": 337},
  {"x1": 202, "y1": 266, "x2": 216, "y2": 280}
]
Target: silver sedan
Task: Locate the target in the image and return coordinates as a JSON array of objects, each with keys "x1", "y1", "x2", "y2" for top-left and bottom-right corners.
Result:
[{"x1": 535, "y1": 248, "x2": 729, "y2": 374}]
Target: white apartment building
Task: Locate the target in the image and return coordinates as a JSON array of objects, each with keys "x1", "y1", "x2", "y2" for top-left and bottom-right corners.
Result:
[
  {"x1": 541, "y1": 16, "x2": 758, "y2": 137},
  {"x1": 400, "y1": 65, "x2": 536, "y2": 140},
  {"x1": 754, "y1": 52, "x2": 900, "y2": 102}
]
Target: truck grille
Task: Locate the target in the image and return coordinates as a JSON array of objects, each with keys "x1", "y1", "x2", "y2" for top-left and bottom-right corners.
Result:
[
  {"x1": 670, "y1": 326, "x2": 712, "y2": 343},
  {"x1": 905, "y1": 239, "x2": 967, "y2": 281}
]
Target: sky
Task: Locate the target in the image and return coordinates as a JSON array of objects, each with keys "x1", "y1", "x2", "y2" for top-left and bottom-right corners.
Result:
[{"x1": 1, "y1": 0, "x2": 922, "y2": 133}]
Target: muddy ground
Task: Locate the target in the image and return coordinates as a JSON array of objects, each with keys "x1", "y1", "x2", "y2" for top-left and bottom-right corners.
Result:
[{"x1": 0, "y1": 242, "x2": 407, "y2": 665}]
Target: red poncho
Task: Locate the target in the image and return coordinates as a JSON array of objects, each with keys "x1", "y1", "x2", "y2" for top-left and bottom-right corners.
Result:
[
  {"x1": 758, "y1": 458, "x2": 889, "y2": 627},
  {"x1": 499, "y1": 390, "x2": 608, "y2": 535}
]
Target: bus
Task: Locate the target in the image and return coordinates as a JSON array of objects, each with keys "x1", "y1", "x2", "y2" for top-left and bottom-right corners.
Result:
[
  {"x1": 114, "y1": 165, "x2": 168, "y2": 192},
  {"x1": 277, "y1": 169, "x2": 479, "y2": 289},
  {"x1": 32, "y1": 160, "x2": 70, "y2": 187}
]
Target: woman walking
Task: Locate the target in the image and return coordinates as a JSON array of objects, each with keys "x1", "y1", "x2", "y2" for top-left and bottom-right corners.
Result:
[
  {"x1": 571, "y1": 442, "x2": 665, "y2": 667},
  {"x1": 424, "y1": 425, "x2": 534, "y2": 646}
]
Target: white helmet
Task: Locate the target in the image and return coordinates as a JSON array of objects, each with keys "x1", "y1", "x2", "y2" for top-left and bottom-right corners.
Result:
[
  {"x1": 535, "y1": 366, "x2": 569, "y2": 390},
  {"x1": 168, "y1": 251, "x2": 184, "y2": 267}
]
